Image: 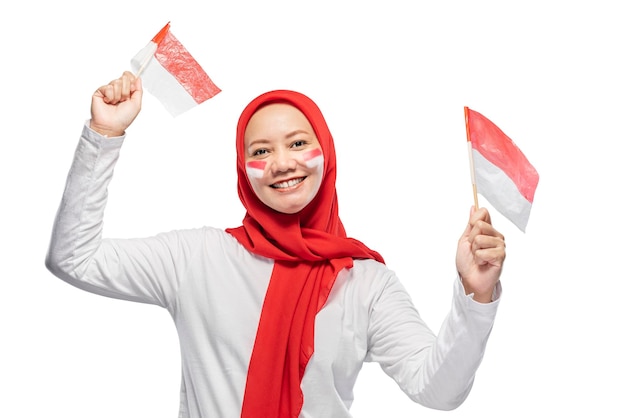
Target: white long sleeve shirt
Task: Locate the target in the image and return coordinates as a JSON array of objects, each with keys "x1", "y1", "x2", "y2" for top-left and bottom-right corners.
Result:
[{"x1": 46, "y1": 124, "x2": 501, "y2": 417}]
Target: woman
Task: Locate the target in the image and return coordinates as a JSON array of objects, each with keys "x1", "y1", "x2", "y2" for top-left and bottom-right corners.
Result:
[{"x1": 46, "y1": 72, "x2": 505, "y2": 417}]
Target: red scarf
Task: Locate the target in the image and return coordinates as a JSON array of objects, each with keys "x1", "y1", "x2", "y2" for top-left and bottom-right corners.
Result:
[{"x1": 226, "y1": 90, "x2": 384, "y2": 417}]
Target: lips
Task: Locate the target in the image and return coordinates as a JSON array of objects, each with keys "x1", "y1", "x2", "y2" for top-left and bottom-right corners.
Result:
[{"x1": 271, "y1": 177, "x2": 305, "y2": 189}]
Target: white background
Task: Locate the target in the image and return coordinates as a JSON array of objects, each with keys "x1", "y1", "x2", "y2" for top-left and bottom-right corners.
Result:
[{"x1": 2, "y1": 1, "x2": 625, "y2": 416}]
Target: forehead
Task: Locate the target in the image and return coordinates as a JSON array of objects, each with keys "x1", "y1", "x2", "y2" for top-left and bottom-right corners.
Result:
[{"x1": 244, "y1": 103, "x2": 314, "y2": 140}]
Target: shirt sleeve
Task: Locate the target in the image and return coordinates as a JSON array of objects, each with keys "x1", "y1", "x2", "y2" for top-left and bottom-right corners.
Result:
[
  {"x1": 45, "y1": 123, "x2": 198, "y2": 309},
  {"x1": 365, "y1": 273, "x2": 500, "y2": 410}
]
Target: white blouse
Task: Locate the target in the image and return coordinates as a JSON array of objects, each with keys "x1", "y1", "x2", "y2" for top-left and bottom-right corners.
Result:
[{"x1": 46, "y1": 124, "x2": 501, "y2": 418}]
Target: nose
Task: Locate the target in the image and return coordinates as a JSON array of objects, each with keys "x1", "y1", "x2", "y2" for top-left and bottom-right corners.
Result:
[{"x1": 270, "y1": 150, "x2": 297, "y2": 173}]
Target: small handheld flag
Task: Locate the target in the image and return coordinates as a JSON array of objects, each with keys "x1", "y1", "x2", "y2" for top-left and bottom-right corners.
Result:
[
  {"x1": 131, "y1": 22, "x2": 221, "y2": 116},
  {"x1": 465, "y1": 107, "x2": 539, "y2": 232}
]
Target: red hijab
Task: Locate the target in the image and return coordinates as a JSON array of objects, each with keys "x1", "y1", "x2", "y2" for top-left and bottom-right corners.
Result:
[{"x1": 226, "y1": 90, "x2": 384, "y2": 417}]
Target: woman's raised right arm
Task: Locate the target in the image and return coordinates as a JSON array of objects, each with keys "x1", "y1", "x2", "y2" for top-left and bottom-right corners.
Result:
[{"x1": 45, "y1": 73, "x2": 184, "y2": 307}]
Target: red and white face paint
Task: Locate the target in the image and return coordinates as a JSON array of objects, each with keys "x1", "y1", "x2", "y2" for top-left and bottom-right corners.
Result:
[
  {"x1": 246, "y1": 148, "x2": 324, "y2": 182},
  {"x1": 246, "y1": 150, "x2": 324, "y2": 181},
  {"x1": 303, "y1": 148, "x2": 323, "y2": 169},
  {"x1": 245, "y1": 160, "x2": 267, "y2": 179}
]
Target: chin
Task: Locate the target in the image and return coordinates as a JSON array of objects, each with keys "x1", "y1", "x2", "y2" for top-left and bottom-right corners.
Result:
[{"x1": 273, "y1": 205, "x2": 305, "y2": 215}]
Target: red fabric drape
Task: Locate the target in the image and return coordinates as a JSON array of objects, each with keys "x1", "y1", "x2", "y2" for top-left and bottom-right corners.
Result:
[{"x1": 226, "y1": 90, "x2": 384, "y2": 417}]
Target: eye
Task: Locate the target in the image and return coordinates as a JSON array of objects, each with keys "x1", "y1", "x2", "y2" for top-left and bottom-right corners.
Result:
[
  {"x1": 291, "y1": 140, "x2": 307, "y2": 148},
  {"x1": 252, "y1": 148, "x2": 269, "y2": 156}
]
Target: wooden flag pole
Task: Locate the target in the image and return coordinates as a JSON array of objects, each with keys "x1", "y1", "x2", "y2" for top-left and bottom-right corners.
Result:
[
  {"x1": 464, "y1": 106, "x2": 480, "y2": 209},
  {"x1": 135, "y1": 50, "x2": 154, "y2": 77}
]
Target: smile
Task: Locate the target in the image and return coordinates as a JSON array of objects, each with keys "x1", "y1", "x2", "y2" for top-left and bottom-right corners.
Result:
[{"x1": 271, "y1": 177, "x2": 305, "y2": 189}]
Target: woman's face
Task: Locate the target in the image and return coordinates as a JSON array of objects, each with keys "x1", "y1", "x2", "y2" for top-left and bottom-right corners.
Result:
[{"x1": 243, "y1": 103, "x2": 324, "y2": 214}]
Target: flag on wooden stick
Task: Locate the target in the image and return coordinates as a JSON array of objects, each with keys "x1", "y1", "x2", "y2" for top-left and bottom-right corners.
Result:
[
  {"x1": 465, "y1": 107, "x2": 539, "y2": 232},
  {"x1": 131, "y1": 22, "x2": 221, "y2": 116}
]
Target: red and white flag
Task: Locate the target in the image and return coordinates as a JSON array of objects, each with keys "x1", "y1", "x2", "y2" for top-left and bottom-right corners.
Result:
[
  {"x1": 465, "y1": 107, "x2": 539, "y2": 232},
  {"x1": 131, "y1": 22, "x2": 221, "y2": 116}
]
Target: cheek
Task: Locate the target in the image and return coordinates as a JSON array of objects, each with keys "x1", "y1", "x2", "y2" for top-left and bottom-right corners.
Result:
[
  {"x1": 303, "y1": 150, "x2": 324, "y2": 196},
  {"x1": 245, "y1": 160, "x2": 267, "y2": 182},
  {"x1": 303, "y1": 148, "x2": 324, "y2": 172},
  {"x1": 245, "y1": 161, "x2": 268, "y2": 199}
]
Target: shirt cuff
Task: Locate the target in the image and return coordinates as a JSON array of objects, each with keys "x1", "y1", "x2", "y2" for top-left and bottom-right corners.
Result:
[
  {"x1": 83, "y1": 120, "x2": 126, "y2": 142},
  {"x1": 455, "y1": 275, "x2": 501, "y2": 315}
]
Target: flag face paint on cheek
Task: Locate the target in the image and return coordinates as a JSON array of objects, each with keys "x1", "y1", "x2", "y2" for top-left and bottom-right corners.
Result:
[
  {"x1": 303, "y1": 148, "x2": 324, "y2": 169},
  {"x1": 246, "y1": 149, "x2": 323, "y2": 184},
  {"x1": 246, "y1": 160, "x2": 267, "y2": 180}
]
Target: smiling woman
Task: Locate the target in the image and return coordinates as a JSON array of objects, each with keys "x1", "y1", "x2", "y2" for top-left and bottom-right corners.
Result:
[{"x1": 45, "y1": 71, "x2": 505, "y2": 418}]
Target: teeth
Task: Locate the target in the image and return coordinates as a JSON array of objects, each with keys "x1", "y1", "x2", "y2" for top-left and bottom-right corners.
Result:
[{"x1": 272, "y1": 177, "x2": 304, "y2": 189}]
